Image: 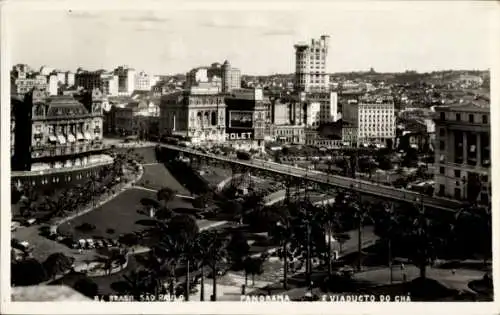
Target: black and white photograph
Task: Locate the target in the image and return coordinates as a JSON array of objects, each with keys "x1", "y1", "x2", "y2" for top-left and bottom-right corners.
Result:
[{"x1": 1, "y1": 0, "x2": 499, "y2": 314}]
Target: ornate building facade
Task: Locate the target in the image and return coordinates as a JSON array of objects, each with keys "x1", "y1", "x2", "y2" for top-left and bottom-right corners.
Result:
[
  {"x1": 11, "y1": 88, "x2": 111, "y2": 186},
  {"x1": 160, "y1": 84, "x2": 226, "y2": 144}
]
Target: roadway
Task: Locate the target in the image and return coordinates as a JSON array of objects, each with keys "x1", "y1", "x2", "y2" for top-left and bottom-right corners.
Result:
[{"x1": 159, "y1": 144, "x2": 465, "y2": 212}]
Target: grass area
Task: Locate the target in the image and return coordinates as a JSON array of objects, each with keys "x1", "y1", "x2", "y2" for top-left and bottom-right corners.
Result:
[
  {"x1": 58, "y1": 188, "x2": 194, "y2": 239},
  {"x1": 135, "y1": 164, "x2": 191, "y2": 195}
]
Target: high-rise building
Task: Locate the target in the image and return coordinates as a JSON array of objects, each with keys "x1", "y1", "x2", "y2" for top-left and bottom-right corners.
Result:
[
  {"x1": 342, "y1": 96, "x2": 396, "y2": 146},
  {"x1": 433, "y1": 102, "x2": 490, "y2": 204},
  {"x1": 221, "y1": 60, "x2": 241, "y2": 93},
  {"x1": 185, "y1": 61, "x2": 241, "y2": 93},
  {"x1": 294, "y1": 35, "x2": 330, "y2": 92},
  {"x1": 114, "y1": 66, "x2": 136, "y2": 96}
]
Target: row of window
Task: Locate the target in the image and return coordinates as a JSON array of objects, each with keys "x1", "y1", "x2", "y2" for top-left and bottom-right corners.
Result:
[
  {"x1": 439, "y1": 167, "x2": 488, "y2": 181},
  {"x1": 439, "y1": 112, "x2": 488, "y2": 124}
]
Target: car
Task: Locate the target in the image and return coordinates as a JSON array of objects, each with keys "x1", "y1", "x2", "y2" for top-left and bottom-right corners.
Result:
[
  {"x1": 95, "y1": 240, "x2": 105, "y2": 248},
  {"x1": 86, "y1": 239, "x2": 95, "y2": 249},
  {"x1": 24, "y1": 218, "x2": 37, "y2": 226},
  {"x1": 11, "y1": 221, "x2": 21, "y2": 232}
]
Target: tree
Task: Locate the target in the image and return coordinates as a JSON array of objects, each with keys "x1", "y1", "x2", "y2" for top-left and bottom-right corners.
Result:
[
  {"x1": 203, "y1": 230, "x2": 228, "y2": 301},
  {"x1": 371, "y1": 202, "x2": 401, "y2": 283},
  {"x1": 455, "y1": 204, "x2": 492, "y2": 266},
  {"x1": 43, "y1": 252, "x2": 75, "y2": 280},
  {"x1": 157, "y1": 187, "x2": 176, "y2": 208},
  {"x1": 227, "y1": 230, "x2": 250, "y2": 268},
  {"x1": 343, "y1": 190, "x2": 371, "y2": 271},
  {"x1": 244, "y1": 257, "x2": 264, "y2": 286},
  {"x1": 192, "y1": 192, "x2": 211, "y2": 209},
  {"x1": 272, "y1": 206, "x2": 293, "y2": 290},
  {"x1": 11, "y1": 258, "x2": 48, "y2": 286},
  {"x1": 73, "y1": 277, "x2": 99, "y2": 299},
  {"x1": 396, "y1": 202, "x2": 446, "y2": 279},
  {"x1": 318, "y1": 201, "x2": 344, "y2": 279}
]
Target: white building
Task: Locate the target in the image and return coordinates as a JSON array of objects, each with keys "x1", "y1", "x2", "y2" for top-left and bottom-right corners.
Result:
[
  {"x1": 342, "y1": 96, "x2": 396, "y2": 146},
  {"x1": 48, "y1": 74, "x2": 58, "y2": 96},
  {"x1": 307, "y1": 101, "x2": 321, "y2": 127},
  {"x1": 307, "y1": 91, "x2": 338, "y2": 124},
  {"x1": 294, "y1": 35, "x2": 330, "y2": 92},
  {"x1": 134, "y1": 71, "x2": 153, "y2": 91}
]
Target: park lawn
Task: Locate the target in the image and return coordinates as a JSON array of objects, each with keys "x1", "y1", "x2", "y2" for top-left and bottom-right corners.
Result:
[
  {"x1": 136, "y1": 164, "x2": 191, "y2": 195},
  {"x1": 58, "y1": 188, "x2": 194, "y2": 239}
]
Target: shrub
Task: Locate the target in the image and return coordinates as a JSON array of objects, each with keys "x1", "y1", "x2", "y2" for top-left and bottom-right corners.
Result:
[{"x1": 75, "y1": 223, "x2": 96, "y2": 232}]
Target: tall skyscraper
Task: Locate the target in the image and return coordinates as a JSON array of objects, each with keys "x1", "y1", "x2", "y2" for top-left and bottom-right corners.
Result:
[{"x1": 294, "y1": 35, "x2": 330, "y2": 92}]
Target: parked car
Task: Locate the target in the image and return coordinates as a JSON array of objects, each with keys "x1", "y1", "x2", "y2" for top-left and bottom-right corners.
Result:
[
  {"x1": 11, "y1": 221, "x2": 21, "y2": 232},
  {"x1": 86, "y1": 239, "x2": 95, "y2": 249},
  {"x1": 24, "y1": 218, "x2": 37, "y2": 226}
]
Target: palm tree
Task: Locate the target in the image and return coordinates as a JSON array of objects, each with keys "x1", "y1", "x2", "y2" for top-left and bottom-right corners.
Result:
[
  {"x1": 203, "y1": 230, "x2": 228, "y2": 301},
  {"x1": 372, "y1": 202, "x2": 400, "y2": 283},
  {"x1": 398, "y1": 200, "x2": 445, "y2": 279},
  {"x1": 318, "y1": 201, "x2": 344, "y2": 279},
  {"x1": 194, "y1": 231, "x2": 213, "y2": 301},
  {"x1": 344, "y1": 189, "x2": 371, "y2": 271}
]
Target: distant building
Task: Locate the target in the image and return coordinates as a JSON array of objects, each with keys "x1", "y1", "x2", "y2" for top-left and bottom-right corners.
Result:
[
  {"x1": 294, "y1": 35, "x2": 330, "y2": 92},
  {"x1": 114, "y1": 66, "x2": 136, "y2": 96},
  {"x1": 160, "y1": 83, "x2": 226, "y2": 144},
  {"x1": 75, "y1": 70, "x2": 119, "y2": 96},
  {"x1": 48, "y1": 74, "x2": 58, "y2": 96},
  {"x1": 307, "y1": 91, "x2": 338, "y2": 124},
  {"x1": 186, "y1": 60, "x2": 241, "y2": 93},
  {"x1": 112, "y1": 100, "x2": 159, "y2": 137},
  {"x1": 433, "y1": 102, "x2": 490, "y2": 203},
  {"x1": 342, "y1": 96, "x2": 396, "y2": 146},
  {"x1": 11, "y1": 73, "x2": 48, "y2": 96},
  {"x1": 134, "y1": 71, "x2": 153, "y2": 91}
]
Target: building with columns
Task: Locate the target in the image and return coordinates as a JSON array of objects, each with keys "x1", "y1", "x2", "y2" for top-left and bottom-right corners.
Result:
[
  {"x1": 294, "y1": 35, "x2": 330, "y2": 93},
  {"x1": 433, "y1": 102, "x2": 490, "y2": 203},
  {"x1": 159, "y1": 83, "x2": 226, "y2": 144}
]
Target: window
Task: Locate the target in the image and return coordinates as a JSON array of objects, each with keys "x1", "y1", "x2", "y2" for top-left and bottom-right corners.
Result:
[
  {"x1": 456, "y1": 113, "x2": 461, "y2": 121},
  {"x1": 482, "y1": 115, "x2": 488, "y2": 124},
  {"x1": 439, "y1": 167, "x2": 445, "y2": 174},
  {"x1": 439, "y1": 128, "x2": 445, "y2": 137},
  {"x1": 454, "y1": 169, "x2": 461, "y2": 178},
  {"x1": 439, "y1": 184, "x2": 445, "y2": 196},
  {"x1": 469, "y1": 114, "x2": 474, "y2": 123},
  {"x1": 454, "y1": 188, "x2": 461, "y2": 199},
  {"x1": 439, "y1": 141, "x2": 445, "y2": 150},
  {"x1": 481, "y1": 175, "x2": 488, "y2": 182}
]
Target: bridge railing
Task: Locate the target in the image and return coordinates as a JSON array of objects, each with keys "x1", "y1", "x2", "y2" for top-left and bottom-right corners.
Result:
[{"x1": 161, "y1": 144, "x2": 463, "y2": 210}]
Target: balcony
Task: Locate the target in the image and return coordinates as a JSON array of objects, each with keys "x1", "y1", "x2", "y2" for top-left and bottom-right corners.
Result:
[{"x1": 31, "y1": 141, "x2": 104, "y2": 159}]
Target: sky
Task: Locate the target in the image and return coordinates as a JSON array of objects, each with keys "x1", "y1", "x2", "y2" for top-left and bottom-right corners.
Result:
[{"x1": 5, "y1": 1, "x2": 497, "y2": 76}]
